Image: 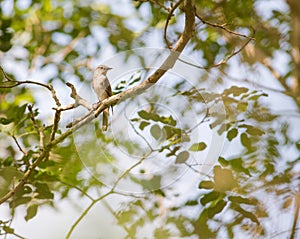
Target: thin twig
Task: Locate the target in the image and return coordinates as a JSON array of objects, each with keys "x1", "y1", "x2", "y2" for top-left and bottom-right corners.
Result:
[
  {"x1": 65, "y1": 191, "x2": 112, "y2": 239},
  {"x1": 149, "y1": 0, "x2": 171, "y2": 12},
  {"x1": 0, "y1": 65, "x2": 14, "y2": 81},
  {"x1": 52, "y1": 103, "x2": 76, "y2": 112},
  {"x1": 28, "y1": 105, "x2": 44, "y2": 150},
  {"x1": 195, "y1": 12, "x2": 255, "y2": 40},
  {"x1": 59, "y1": 180, "x2": 95, "y2": 201},
  {"x1": 65, "y1": 150, "x2": 152, "y2": 239},
  {"x1": 43, "y1": 32, "x2": 85, "y2": 65},
  {"x1": 125, "y1": 110, "x2": 154, "y2": 151},
  {"x1": 0, "y1": 79, "x2": 52, "y2": 90},
  {"x1": 48, "y1": 85, "x2": 62, "y2": 141},
  {"x1": 164, "y1": 0, "x2": 184, "y2": 49},
  {"x1": 112, "y1": 151, "x2": 153, "y2": 191},
  {"x1": 66, "y1": 82, "x2": 92, "y2": 110},
  {"x1": 178, "y1": 29, "x2": 254, "y2": 70},
  {"x1": 102, "y1": 199, "x2": 132, "y2": 235},
  {"x1": 219, "y1": 68, "x2": 298, "y2": 99},
  {"x1": 187, "y1": 106, "x2": 209, "y2": 133},
  {"x1": 11, "y1": 135, "x2": 27, "y2": 156},
  {"x1": 184, "y1": 162, "x2": 213, "y2": 178}
]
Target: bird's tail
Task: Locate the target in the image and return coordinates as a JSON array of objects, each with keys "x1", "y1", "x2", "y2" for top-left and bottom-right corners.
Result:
[{"x1": 102, "y1": 108, "x2": 109, "y2": 131}]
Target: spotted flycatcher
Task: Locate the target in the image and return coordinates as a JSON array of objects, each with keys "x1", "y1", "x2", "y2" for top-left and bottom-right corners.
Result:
[{"x1": 92, "y1": 65, "x2": 113, "y2": 131}]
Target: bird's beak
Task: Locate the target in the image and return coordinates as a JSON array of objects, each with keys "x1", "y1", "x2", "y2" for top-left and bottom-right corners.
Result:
[{"x1": 107, "y1": 67, "x2": 112, "y2": 70}]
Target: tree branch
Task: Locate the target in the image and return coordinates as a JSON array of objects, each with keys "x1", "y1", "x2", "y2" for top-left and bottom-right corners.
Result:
[
  {"x1": 195, "y1": 11, "x2": 255, "y2": 40},
  {"x1": 164, "y1": 0, "x2": 184, "y2": 49},
  {"x1": 28, "y1": 105, "x2": 44, "y2": 150},
  {"x1": 0, "y1": 148, "x2": 49, "y2": 204},
  {"x1": 290, "y1": 192, "x2": 300, "y2": 239},
  {"x1": 178, "y1": 28, "x2": 255, "y2": 70}
]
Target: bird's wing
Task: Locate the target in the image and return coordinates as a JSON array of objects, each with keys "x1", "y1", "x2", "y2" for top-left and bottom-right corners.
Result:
[
  {"x1": 105, "y1": 78, "x2": 113, "y2": 113},
  {"x1": 105, "y1": 78, "x2": 113, "y2": 97},
  {"x1": 106, "y1": 83, "x2": 112, "y2": 97}
]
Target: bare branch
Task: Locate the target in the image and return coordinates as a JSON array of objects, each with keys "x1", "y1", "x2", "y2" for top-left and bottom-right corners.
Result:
[
  {"x1": 178, "y1": 29, "x2": 255, "y2": 70},
  {"x1": 136, "y1": 0, "x2": 171, "y2": 12},
  {"x1": 65, "y1": 191, "x2": 112, "y2": 239},
  {"x1": 164, "y1": 0, "x2": 184, "y2": 49},
  {"x1": 112, "y1": 151, "x2": 152, "y2": 191},
  {"x1": 48, "y1": 85, "x2": 62, "y2": 141},
  {"x1": 66, "y1": 82, "x2": 92, "y2": 110},
  {"x1": 125, "y1": 110, "x2": 154, "y2": 151},
  {"x1": 290, "y1": 192, "x2": 300, "y2": 239},
  {"x1": 0, "y1": 79, "x2": 52, "y2": 90},
  {"x1": 52, "y1": 104, "x2": 76, "y2": 112},
  {"x1": 187, "y1": 106, "x2": 209, "y2": 133},
  {"x1": 12, "y1": 135, "x2": 27, "y2": 156},
  {"x1": 28, "y1": 105, "x2": 44, "y2": 150},
  {"x1": 195, "y1": 12, "x2": 255, "y2": 40},
  {"x1": 40, "y1": 32, "x2": 85, "y2": 67}
]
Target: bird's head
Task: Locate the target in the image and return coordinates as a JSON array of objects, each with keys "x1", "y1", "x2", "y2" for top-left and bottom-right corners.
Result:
[{"x1": 95, "y1": 65, "x2": 112, "y2": 75}]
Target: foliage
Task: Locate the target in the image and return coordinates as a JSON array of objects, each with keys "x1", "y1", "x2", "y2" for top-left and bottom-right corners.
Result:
[{"x1": 1, "y1": 0, "x2": 300, "y2": 238}]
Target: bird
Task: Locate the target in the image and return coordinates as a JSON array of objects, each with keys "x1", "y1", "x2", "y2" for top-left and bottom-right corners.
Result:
[{"x1": 92, "y1": 65, "x2": 113, "y2": 131}]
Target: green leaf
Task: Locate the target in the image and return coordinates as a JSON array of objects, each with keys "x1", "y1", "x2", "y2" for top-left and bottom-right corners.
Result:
[
  {"x1": 175, "y1": 151, "x2": 189, "y2": 164},
  {"x1": 0, "y1": 117, "x2": 13, "y2": 125},
  {"x1": 34, "y1": 182, "x2": 54, "y2": 199},
  {"x1": 223, "y1": 86, "x2": 249, "y2": 96},
  {"x1": 248, "y1": 92, "x2": 268, "y2": 100},
  {"x1": 227, "y1": 128, "x2": 238, "y2": 141},
  {"x1": 3, "y1": 226, "x2": 14, "y2": 234},
  {"x1": 25, "y1": 204, "x2": 38, "y2": 221},
  {"x1": 231, "y1": 203, "x2": 260, "y2": 224},
  {"x1": 166, "y1": 146, "x2": 180, "y2": 157},
  {"x1": 240, "y1": 132, "x2": 251, "y2": 148},
  {"x1": 200, "y1": 191, "x2": 223, "y2": 206},
  {"x1": 10, "y1": 196, "x2": 31, "y2": 208},
  {"x1": 199, "y1": 180, "x2": 214, "y2": 189},
  {"x1": 237, "y1": 102, "x2": 248, "y2": 112},
  {"x1": 189, "y1": 142, "x2": 207, "y2": 151},
  {"x1": 128, "y1": 75, "x2": 141, "y2": 86},
  {"x1": 207, "y1": 199, "x2": 227, "y2": 218},
  {"x1": 214, "y1": 166, "x2": 238, "y2": 192},
  {"x1": 150, "y1": 124, "x2": 161, "y2": 140},
  {"x1": 163, "y1": 125, "x2": 181, "y2": 141},
  {"x1": 218, "y1": 156, "x2": 229, "y2": 166},
  {"x1": 138, "y1": 110, "x2": 159, "y2": 121},
  {"x1": 138, "y1": 175, "x2": 161, "y2": 191},
  {"x1": 296, "y1": 141, "x2": 300, "y2": 151},
  {"x1": 139, "y1": 121, "x2": 150, "y2": 130},
  {"x1": 160, "y1": 115, "x2": 176, "y2": 126},
  {"x1": 229, "y1": 157, "x2": 251, "y2": 176},
  {"x1": 228, "y1": 196, "x2": 257, "y2": 205},
  {"x1": 138, "y1": 110, "x2": 152, "y2": 120},
  {"x1": 239, "y1": 124, "x2": 265, "y2": 136},
  {"x1": 185, "y1": 200, "x2": 199, "y2": 206},
  {"x1": 154, "y1": 228, "x2": 171, "y2": 239}
]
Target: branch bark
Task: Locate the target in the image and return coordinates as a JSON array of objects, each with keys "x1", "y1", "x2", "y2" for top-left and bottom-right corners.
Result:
[{"x1": 287, "y1": 0, "x2": 300, "y2": 98}]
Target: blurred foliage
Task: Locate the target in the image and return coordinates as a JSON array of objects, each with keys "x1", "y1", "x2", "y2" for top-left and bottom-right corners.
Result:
[{"x1": 1, "y1": 0, "x2": 300, "y2": 238}]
